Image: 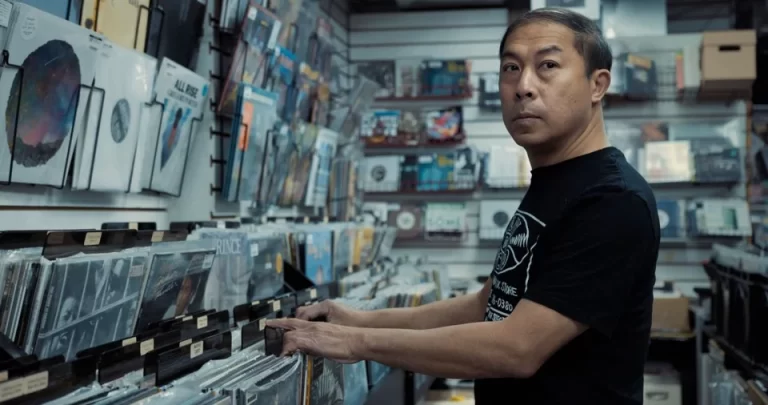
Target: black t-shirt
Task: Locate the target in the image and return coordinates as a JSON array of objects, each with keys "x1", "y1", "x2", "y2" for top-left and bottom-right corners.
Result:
[{"x1": 475, "y1": 147, "x2": 659, "y2": 405}]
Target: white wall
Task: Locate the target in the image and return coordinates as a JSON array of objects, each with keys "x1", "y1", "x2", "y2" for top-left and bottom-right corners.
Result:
[{"x1": 350, "y1": 8, "x2": 745, "y2": 296}]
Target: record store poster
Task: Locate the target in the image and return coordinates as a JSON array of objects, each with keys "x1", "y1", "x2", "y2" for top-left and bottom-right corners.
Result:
[
  {"x1": 34, "y1": 256, "x2": 147, "y2": 360},
  {"x1": 0, "y1": 4, "x2": 99, "y2": 186},
  {"x1": 144, "y1": 58, "x2": 208, "y2": 195}
]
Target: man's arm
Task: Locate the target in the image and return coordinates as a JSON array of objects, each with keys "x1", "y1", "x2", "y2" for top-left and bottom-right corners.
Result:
[
  {"x1": 354, "y1": 299, "x2": 585, "y2": 379},
  {"x1": 356, "y1": 279, "x2": 491, "y2": 329},
  {"x1": 298, "y1": 279, "x2": 491, "y2": 329}
]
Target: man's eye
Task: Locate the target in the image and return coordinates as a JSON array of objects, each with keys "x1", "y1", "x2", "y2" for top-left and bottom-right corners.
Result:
[
  {"x1": 501, "y1": 65, "x2": 519, "y2": 72},
  {"x1": 542, "y1": 62, "x2": 557, "y2": 69}
]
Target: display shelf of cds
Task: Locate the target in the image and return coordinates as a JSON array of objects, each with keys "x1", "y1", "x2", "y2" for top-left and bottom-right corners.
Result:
[
  {"x1": 362, "y1": 201, "x2": 469, "y2": 245},
  {"x1": 361, "y1": 106, "x2": 466, "y2": 148},
  {"x1": 355, "y1": 59, "x2": 473, "y2": 102}
]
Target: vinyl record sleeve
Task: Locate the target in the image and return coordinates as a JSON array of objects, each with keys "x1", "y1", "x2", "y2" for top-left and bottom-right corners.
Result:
[
  {"x1": 135, "y1": 249, "x2": 215, "y2": 332},
  {"x1": 74, "y1": 41, "x2": 156, "y2": 191},
  {"x1": 479, "y1": 200, "x2": 521, "y2": 240},
  {"x1": 145, "y1": 0, "x2": 205, "y2": 68},
  {"x1": 656, "y1": 200, "x2": 682, "y2": 238},
  {"x1": 198, "y1": 231, "x2": 251, "y2": 316},
  {"x1": 362, "y1": 156, "x2": 401, "y2": 193},
  {"x1": 218, "y1": 3, "x2": 281, "y2": 116},
  {"x1": 304, "y1": 231, "x2": 332, "y2": 286},
  {"x1": 304, "y1": 127, "x2": 339, "y2": 207},
  {"x1": 142, "y1": 58, "x2": 209, "y2": 195},
  {"x1": 387, "y1": 204, "x2": 423, "y2": 240},
  {"x1": 33, "y1": 254, "x2": 149, "y2": 360},
  {"x1": 645, "y1": 141, "x2": 693, "y2": 183},
  {"x1": 80, "y1": 0, "x2": 150, "y2": 51},
  {"x1": 332, "y1": 228, "x2": 354, "y2": 277},
  {"x1": 224, "y1": 85, "x2": 279, "y2": 202},
  {"x1": 247, "y1": 235, "x2": 285, "y2": 301},
  {"x1": 355, "y1": 60, "x2": 395, "y2": 98},
  {"x1": 0, "y1": 4, "x2": 101, "y2": 186}
]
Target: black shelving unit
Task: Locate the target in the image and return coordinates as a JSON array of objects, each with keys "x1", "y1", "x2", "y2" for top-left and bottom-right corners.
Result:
[{"x1": 365, "y1": 369, "x2": 436, "y2": 405}]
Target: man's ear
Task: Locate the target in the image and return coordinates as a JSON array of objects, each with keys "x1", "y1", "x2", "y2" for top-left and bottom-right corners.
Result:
[{"x1": 590, "y1": 69, "x2": 611, "y2": 103}]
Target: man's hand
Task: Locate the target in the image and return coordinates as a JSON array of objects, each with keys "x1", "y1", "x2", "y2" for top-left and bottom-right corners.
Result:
[
  {"x1": 267, "y1": 318, "x2": 363, "y2": 364},
  {"x1": 296, "y1": 300, "x2": 364, "y2": 326}
]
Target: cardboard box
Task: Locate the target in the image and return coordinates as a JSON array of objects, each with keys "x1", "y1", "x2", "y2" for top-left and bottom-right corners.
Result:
[
  {"x1": 652, "y1": 293, "x2": 690, "y2": 333},
  {"x1": 644, "y1": 373, "x2": 682, "y2": 405},
  {"x1": 700, "y1": 30, "x2": 756, "y2": 93}
]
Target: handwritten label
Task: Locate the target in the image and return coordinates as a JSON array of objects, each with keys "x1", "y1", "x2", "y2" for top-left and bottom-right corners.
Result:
[
  {"x1": 151, "y1": 231, "x2": 164, "y2": 242},
  {"x1": 140, "y1": 339, "x2": 154, "y2": 356},
  {"x1": 197, "y1": 316, "x2": 208, "y2": 330},
  {"x1": 84, "y1": 232, "x2": 102, "y2": 246},
  {"x1": 122, "y1": 337, "x2": 137, "y2": 347},
  {"x1": 190, "y1": 341, "x2": 204, "y2": 359}
]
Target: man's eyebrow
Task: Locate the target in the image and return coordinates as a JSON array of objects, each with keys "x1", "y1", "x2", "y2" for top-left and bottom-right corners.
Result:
[{"x1": 500, "y1": 45, "x2": 563, "y2": 60}]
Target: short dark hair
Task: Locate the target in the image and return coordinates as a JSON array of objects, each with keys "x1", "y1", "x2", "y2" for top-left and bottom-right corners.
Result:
[{"x1": 499, "y1": 8, "x2": 613, "y2": 75}]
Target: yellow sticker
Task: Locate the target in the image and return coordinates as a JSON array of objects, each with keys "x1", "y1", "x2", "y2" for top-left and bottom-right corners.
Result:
[
  {"x1": 122, "y1": 337, "x2": 137, "y2": 347},
  {"x1": 151, "y1": 231, "x2": 164, "y2": 243},
  {"x1": 84, "y1": 232, "x2": 102, "y2": 246},
  {"x1": 275, "y1": 253, "x2": 283, "y2": 274}
]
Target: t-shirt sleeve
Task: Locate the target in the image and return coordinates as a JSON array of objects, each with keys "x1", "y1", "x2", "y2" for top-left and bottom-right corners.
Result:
[{"x1": 523, "y1": 191, "x2": 657, "y2": 338}]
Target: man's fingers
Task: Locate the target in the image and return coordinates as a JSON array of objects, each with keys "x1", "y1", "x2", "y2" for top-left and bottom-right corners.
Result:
[
  {"x1": 281, "y1": 331, "x2": 300, "y2": 356},
  {"x1": 296, "y1": 302, "x2": 327, "y2": 321},
  {"x1": 266, "y1": 318, "x2": 308, "y2": 330}
]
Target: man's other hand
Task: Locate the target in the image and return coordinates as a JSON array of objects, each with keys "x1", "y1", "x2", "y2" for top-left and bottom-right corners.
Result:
[
  {"x1": 267, "y1": 318, "x2": 363, "y2": 364},
  {"x1": 296, "y1": 300, "x2": 364, "y2": 326}
]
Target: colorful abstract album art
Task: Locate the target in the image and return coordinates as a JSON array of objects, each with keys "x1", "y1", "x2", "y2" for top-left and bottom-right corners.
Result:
[
  {"x1": 160, "y1": 106, "x2": 191, "y2": 169},
  {"x1": 110, "y1": 99, "x2": 131, "y2": 144},
  {"x1": 5, "y1": 40, "x2": 80, "y2": 168}
]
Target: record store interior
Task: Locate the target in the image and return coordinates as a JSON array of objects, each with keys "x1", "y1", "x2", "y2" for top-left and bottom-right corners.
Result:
[{"x1": 0, "y1": 0, "x2": 766, "y2": 403}]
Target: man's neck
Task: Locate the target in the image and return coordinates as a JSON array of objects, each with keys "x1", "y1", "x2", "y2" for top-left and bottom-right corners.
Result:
[{"x1": 527, "y1": 110, "x2": 608, "y2": 168}]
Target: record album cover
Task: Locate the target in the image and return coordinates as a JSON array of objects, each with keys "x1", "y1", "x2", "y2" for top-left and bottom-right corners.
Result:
[
  {"x1": 141, "y1": 58, "x2": 208, "y2": 195},
  {"x1": 355, "y1": 61, "x2": 395, "y2": 98},
  {"x1": 645, "y1": 140, "x2": 693, "y2": 183},
  {"x1": 417, "y1": 153, "x2": 455, "y2": 191},
  {"x1": 304, "y1": 231, "x2": 333, "y2": 286},
  {"x1": 0, "y1": 4, "x2": 100, "y2": 187},
  {"x1": 360, "y1": 110, "x2": 399, "y2": 145},
  {"x1": 425, "y1": 203, "x2": 466, "y2": 239},
  {"x1": 145, "y1": 0, "x2": 205, "y2": 68},
  {"x1": 218, "y1": 3, "x2": 282, "y2": 116},
  {"x1": 74, "y1": 41, "x2": 156, "y2": 191},
  {"x1": 304, "y1": 127, "x2": 340, "y2": 207},
  {"x1": 306, "y1": 357, "x2": 344, "y2": 405},
  {"x1": 81, "y1": 0, "x2": 150, "y2": 51},
  {"x1": 247, "y1": 234, "x2": 285, "y2": 301},
  {"x1": 387, "y1": 203, "x2": 423, "y2": 240},
  {"x1": 135, "y1": 249, "x2": 215, "y2": 331},
  {"x1": 657, "y1": 200, "x2": 682, "y2": 238},
  {"x1": 34, "y1": 255, "x2": 148, "y2": 360},
  {"x1": 425, "y1": 107, "x2": 463, "y2": 142},
  {"x1": 332, "y1": 228, "x2": 354, "y2": 277},
  {"x1": 479, "y1": 200, "x2": 521, "y2": 240},
  {"x1": 224, "y1": 85, "x2": 279, "y2": 202},
  {"x1": 362, "y1": 156, "x2": 401, "y2": 193},
  {"x1": 199, "y1": 231, "x2": 251, "y2": 317}
]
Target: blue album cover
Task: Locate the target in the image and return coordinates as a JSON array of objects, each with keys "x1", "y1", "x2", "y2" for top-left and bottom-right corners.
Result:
[
  {"x1": 269, "y1": 46, "x2": 298, "y2": 121},
  {"x1": 417, "y1": 153, "x2": 455, "y2": 191},
  {"x1": 360, "y1": 110, "x2": 400, "y2": 144},
  {"x1": 657, "y1": 200, "x2": 681, "y2": 238},
  {"x1": 419, "y1": 60, "x2": 470, "y2": 97},
  {"x1": 304, "y1": 230, "x2": 333, "y2": 285}
]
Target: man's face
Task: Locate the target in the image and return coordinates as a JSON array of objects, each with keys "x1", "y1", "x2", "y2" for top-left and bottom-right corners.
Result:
[{"x1": 499, "y1": 22, "x2": 595, "y2": 150}]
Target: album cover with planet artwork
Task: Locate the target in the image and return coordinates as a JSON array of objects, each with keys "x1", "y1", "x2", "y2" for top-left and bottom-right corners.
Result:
[
  {"x1": 0, "y1": 4, "x2": 101, "y2": 187},
  {"x1": 73, "y1": 41, "x2": 156, "y2": 192},
  {"x1": 142, "y1": 57, "x2": 209, "y2": 196}
]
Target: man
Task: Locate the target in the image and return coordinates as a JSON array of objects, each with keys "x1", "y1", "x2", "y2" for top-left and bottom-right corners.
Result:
[{"x1": 269, "y1": 8, "x2": 659, "y2": 404}]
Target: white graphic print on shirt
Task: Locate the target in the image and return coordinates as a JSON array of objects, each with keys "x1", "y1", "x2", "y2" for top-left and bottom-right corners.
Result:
[{"x1": 485, "y1": 210, "x2": 546, "y2": 322}]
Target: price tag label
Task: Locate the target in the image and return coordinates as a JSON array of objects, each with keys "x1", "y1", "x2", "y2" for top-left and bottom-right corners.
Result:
[
  {"x1": 0, "y1": 372, "x2": 6, "y2": 383},
  {"x1": 122, "y1": 337, "x2": 137, "y2": 347},
  {"x1": 251, "y1": 300, "x2": 260, "y2": 306},
  {"x1": 251, "y1": 243, "x2": 259, "y2": 257},
  {"x1": 197, "y1": 316, "x2": 208, "y2": 330},
  {"x1": 323, "y1": 216, "x2": 329, "y2": 223},
  {"x1": 303, "y1": 217, "x2": 310, "y2": 224},
  {"x1": 273, "y1": 301, "x2": 281, "y2": 312},
  {"x1": 310, "y1": 289, "x2": 317, "y2": 299},
  {"x1": 128, "y1": 222, "x2": 139, "y2": 230},
  {"x1": 202, "y1": 254, "x2": 215, "y2": 269},
  {"x1": 151, "y1": 231, "x2": 164, "y2": 242},
  {"x1": 84, "y1": 232, "x2": 102, "y2": 246},
  {"x1": 140, "y1": 339, "x2": 154, "y2": 356},
  {"x1": 25, "y1": 372, "x2": 48, "y2": 395},
  {"x1": 190, "y1": 341, "x2": 204, "y2": 359}
]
